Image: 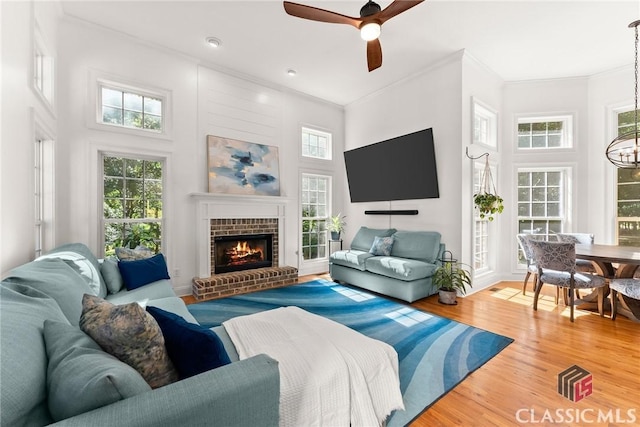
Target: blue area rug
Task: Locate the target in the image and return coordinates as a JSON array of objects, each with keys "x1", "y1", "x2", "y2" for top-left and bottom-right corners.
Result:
[{"x1": 188, "y1": 279, "x2": 513, "y2": 426}]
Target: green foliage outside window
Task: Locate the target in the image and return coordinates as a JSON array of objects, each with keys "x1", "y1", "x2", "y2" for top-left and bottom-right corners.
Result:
[{"x1": 103, "y1": 156, "x2": 163, "y2": 257}]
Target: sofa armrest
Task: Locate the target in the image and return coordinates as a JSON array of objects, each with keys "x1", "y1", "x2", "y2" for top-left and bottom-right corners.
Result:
[
  {"x1": 51, "y1": 354, "x2": 279, "y2": 427},
  {"x1": 436, "y1": 243, "x2": 446, "y2": 266}
]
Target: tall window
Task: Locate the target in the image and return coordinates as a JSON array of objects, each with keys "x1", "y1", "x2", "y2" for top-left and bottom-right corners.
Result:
[
  {"x1": 33, "y1": 23, "x2": 54, "y2": 108},
  {"x1": 301, "y1": 127, "x2": 331, "y2": 160},
  {"x1": 473, "y1": 161, "x2": 491, "y2": 271},
  {"x1": 34, "y1": 140, "x2": 44, "y2": 257},
  {"x1": 99, "y1": 86, "x2": 163, "y2": 133},
  {"x1": 102, "y1": 155, "x2": 164, "y2": 257},
  {"x1": 616, "y1": 109, "x2": 640, "y2": 245},
  {"x1": 517, "y1": 116, "x2": 573, "y2": 149},
  {"x1": 301, "y1": 174, "x2": 330, "y2": 261},
  {"x1": 517, "y1": 169, "x2": 568, "y2": 248}
]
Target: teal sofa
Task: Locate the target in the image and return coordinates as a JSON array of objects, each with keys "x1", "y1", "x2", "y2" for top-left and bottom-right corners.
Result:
[
  {"x1": 329, "y1": 227, "x2": 445, "y2": 302},
  {"x1": 0, "y1": 243, "x2": 280, "y2": 427}
]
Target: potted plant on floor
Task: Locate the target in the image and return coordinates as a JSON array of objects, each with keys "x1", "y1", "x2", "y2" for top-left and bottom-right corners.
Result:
[
  {"x1": 432, "y1": 255, "x2": 472, "y2": 305},
  {"x1": 328, "y1": 213, "x2": 346, "y2": 240}
]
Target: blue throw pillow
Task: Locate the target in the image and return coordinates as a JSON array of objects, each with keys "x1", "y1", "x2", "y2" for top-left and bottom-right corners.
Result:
[
  {"x1": 118, "y1": 253, "x2": 170, "y2": 290},
  {"x1": 146, "y1": 306, "x2": 231, "y2": 379},
  {"x1": 369, "y1": 236, "x2": 395, "y2": 256}
]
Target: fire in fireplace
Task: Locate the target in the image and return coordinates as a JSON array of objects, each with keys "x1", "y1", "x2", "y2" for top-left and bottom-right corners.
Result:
[{"x1": 214, "y1": 233, "x2": 273, "y2": 273}]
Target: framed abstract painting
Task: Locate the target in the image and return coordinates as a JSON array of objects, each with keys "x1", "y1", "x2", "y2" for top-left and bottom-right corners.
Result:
[{"x1": 207, "y1": 135, "x2": 281, "y2": 196}]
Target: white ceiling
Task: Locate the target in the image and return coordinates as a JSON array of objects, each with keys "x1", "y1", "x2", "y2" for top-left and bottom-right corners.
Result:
[{"x1": 61, "y1": 0, "x2": 639, "y2": 105}]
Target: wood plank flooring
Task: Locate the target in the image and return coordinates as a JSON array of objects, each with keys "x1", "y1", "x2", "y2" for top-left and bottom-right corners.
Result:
[{"x1": 185, "y1": 275, "x2": 640, "y2": 426}]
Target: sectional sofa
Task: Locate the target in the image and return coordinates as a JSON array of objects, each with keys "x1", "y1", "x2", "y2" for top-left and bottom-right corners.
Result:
[
  {"x1": 329, "y1": 227, "x2": 445, "y2": 302},
  {"x1": 0, "y1": 243, "x2": 279, "y2": 426}
]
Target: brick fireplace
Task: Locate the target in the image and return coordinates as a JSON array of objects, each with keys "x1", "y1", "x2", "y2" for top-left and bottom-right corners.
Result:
[{"x1": 190, "y1": 193, "x2": 298, "y2": 300}]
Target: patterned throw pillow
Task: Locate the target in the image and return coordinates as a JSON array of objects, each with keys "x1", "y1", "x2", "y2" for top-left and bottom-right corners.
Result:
[
  {"x1": 79, "y1": 294, "x2": 178, "y2": 389},
  {"x1": 115, "y1": 246, "x2": 154, "y2": 261},
  {"x1": 369, "y1": 236, "x2": 395, "y2": 256}
]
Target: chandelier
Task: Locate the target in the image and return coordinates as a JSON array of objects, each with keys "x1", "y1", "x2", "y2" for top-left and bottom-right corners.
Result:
[{"x1": 606, "y1": 20, "x2": 640, "y2": 168}]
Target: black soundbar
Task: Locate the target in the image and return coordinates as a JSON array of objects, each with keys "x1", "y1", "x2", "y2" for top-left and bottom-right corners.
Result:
[{"x1": 364, "y1": 210, "x2": 419, "y2": 215}]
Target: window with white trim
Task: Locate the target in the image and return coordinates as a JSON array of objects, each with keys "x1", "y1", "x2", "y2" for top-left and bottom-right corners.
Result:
[
  {"x1": 517, "y1": 116, "x2": 573, "y2": 149},
  {"x1": 99, "y1": 85, "x2": 163, "y2": 133},
  {"x1": 473, "y1": 161, "x2": 490, "y2": 272},
  {"x1": 473, "y1": 101, "x2": 497, "y2": 149},
  {"x1": 615, "y1": 108, "x2": 640, "y2": 246},
  {"x1": 517, "y1": 168, "x2": 570, "y2": 256},
  {"x1": 33, "y1": 22, "x2": 54, "y2": 108},
  {"x1": 301, "y1": 127, "x2": 332, "y2": 160},
  {"x1": 34, "y1": 139, "x2": 44, "y2": 257},
  {"x1": 301, "y1": 174, "x2": 330, "y2": 261},
  {"x1": 102, "y1": 155, "x2": 164, "y2": 257}
]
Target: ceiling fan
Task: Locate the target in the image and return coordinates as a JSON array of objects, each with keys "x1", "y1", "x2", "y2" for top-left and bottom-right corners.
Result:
[{"x1": 283, "y1": 0, "x2": 425, "y2": 72}]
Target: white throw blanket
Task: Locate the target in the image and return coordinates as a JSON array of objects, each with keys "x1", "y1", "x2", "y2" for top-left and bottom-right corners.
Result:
[{"x1": 223, "y1": 306, "x2": 404, "y2": 427}]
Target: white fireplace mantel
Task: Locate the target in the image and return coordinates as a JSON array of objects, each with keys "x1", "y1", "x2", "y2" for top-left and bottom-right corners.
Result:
[{"x1": 189, "y1": 192, "x2": 292, "y2": 278}]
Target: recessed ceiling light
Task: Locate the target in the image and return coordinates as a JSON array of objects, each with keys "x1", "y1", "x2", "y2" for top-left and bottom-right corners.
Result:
[
  {"x1": 206, "y1": 37, "x2": 221, "y2": 48},
  {"x1": 287, "y1": 69, "x2": 297, "y2": 76}
]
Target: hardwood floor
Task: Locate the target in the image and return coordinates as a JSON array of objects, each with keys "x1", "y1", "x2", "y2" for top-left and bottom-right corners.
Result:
[{"x1": 187, "y1": 275, "x2": 640, "y2": 426}]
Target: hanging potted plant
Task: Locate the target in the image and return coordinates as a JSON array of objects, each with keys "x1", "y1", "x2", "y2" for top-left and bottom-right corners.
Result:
[
  {"x1": 328, "y1": 213, "x2": 346, "y2": 240},
  {"x1": 474, "y1": 156, "x2": 504, "y2": 221}
]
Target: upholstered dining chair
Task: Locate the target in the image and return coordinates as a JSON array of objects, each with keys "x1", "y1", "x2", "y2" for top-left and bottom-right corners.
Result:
[
  {"x1": 556, "y1": 233, "x2": 596, "y2": 274},
  {"x1": 527, "y1": 239, "x2": 606, "y2": 322},
  {"x1": 516, "y1": 234, "x2": 538, "y2": 295},
  {"x1": 609, "y1": 278, "x2": 640, "y2": 322}
]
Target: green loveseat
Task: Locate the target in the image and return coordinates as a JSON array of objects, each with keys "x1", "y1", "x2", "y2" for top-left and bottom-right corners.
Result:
[
  {"x1": 329, "y1": 227, "x2": 445, "y2": 302},
  {"x1": 0, "y1": 243, "x2": 280, "y2": 426}
]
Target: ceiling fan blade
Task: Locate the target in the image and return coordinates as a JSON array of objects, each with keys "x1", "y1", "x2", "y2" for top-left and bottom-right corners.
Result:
[
  {"x1": 283, "y1": 1, "x2": 361, "y2": 28},
  {"x1": 367, "y1": 39, "x2": 382, "y2": 72},
  {"x1": 377, "y1": 0, "x2": 424, "y2": 24}
]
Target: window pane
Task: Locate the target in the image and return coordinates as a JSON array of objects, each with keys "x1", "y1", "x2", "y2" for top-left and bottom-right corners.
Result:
[
  {"x1": 144, "y1": 97, "x2": 162, "y2": 115},
  {"x1": 102, "y1": 106, "x2": 123, "y2": 125},
  {"x1": 144, "y1": 114, "x2": 162, "y2": 131},
  {"x1": 124, "y1": 110, "x2": 142, "y2": 128},
  {"x1": 126, "y1": 159, "x2": 144, "y2": 178},
  {"x1": 124, "y1": 93, "x2": 143, "y2": 112},
  {"x1": 102, "y1": 88, "x2": 122, "y2": 108}
]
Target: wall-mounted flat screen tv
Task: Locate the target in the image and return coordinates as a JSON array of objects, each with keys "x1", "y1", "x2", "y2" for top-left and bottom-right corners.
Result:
[{"x1": 344, "y1": 128, "x2": 439, "y2": 202}]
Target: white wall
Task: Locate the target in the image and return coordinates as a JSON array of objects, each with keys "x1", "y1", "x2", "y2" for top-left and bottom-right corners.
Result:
[
  {"x1": 52, "y1": 16, "x2": 345, "y2": 293},
  {"x1": 344, "y1": 52, "x2": 464, "y2": 261},
  {"x1": 1, "y1": 1, "x2": 60, "y2": 276}
]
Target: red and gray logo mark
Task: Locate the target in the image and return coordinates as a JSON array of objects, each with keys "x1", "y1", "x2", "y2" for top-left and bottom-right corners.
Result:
[{"x1": 558, "y1": 365, "x2": 593, "y2": 402}]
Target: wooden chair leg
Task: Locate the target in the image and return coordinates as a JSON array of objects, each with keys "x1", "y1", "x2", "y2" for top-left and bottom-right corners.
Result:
[
  {"x1": 597, "y1": 287, "x2": 604, "y2": 317},
  {"x1": 533, "y1": 278, "x2": 542, "y2": 311},
  {"x1": 523, "y1": 271, "x2": 531, "y2": 295},
  {"x1": 611, "y1": 289, "x2": 618, "y2": 320},
  {"x1": 569, "y1": 284, "x2": 575, "y2": 323}
]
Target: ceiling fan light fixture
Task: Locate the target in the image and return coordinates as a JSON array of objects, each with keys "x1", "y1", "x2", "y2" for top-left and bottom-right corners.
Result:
[{"x1": 360, "y1": 22, "x2": 381, "y2": 41}]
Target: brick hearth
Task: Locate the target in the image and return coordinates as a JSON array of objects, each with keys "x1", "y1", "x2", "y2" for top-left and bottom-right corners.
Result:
[{"x1": 192, "y1": 266, "x2": 298, "y2": 301}]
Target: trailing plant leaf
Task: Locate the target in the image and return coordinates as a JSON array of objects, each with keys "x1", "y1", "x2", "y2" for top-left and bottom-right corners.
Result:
[{"x1": 474, "y1": 192, "x2": 504, "y2": 221}]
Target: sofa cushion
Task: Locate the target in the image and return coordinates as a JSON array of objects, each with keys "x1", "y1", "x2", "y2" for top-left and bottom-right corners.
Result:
[
  {"x1": 369, "y1": 236, "x2": 394, "y2": 256},
  {"x1": 390, "y1": 231, "x2": 442, "y2": 263},
  {"x1": 148, "y1": 296, "x2": 199, "y2": 324},
  {"x1": 365, "y1": 256, "x2": 438, "y2": 281},
  {"x1": 4, "y1": 258, "x2": 92, "y2": 326},
  {"x1": 105, "y1": 278, "x2": 177, "y2": 305},
  {"x1": 116, "y1": 246, "x2": 155, "y2": 260},
  {"x1": 44, "y1": 320, "x2": 151, "y2": 421},
  {"x1": 330, "y1": 250, "x2": 374, "y2": 271},
  {"x1": 0, "y1": 282, "x2": 69, "y2": 427},
  {"x1": 350, "y1": 227, "x2": 397, "y2": 251},
  {"x1": 118, "y1": 253, "x2": 171, "y2": 290},
  {"x1": 79, "y1": 294, "x2": 179, "y2": 389},
  {"x1": 100, "y1": 257, "x2": 124, "y2": 294},
  {"x1": 147, "y1": 307, "x2": 231, "y2": 379},
  {"x1": 38, "y1": 243, "x2": 107, "y2": 298}
]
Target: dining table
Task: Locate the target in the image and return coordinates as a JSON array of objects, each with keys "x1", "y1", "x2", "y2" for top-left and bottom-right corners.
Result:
[{"x1": 575, "y1": 243, "x2": 640, "y2": 321}]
